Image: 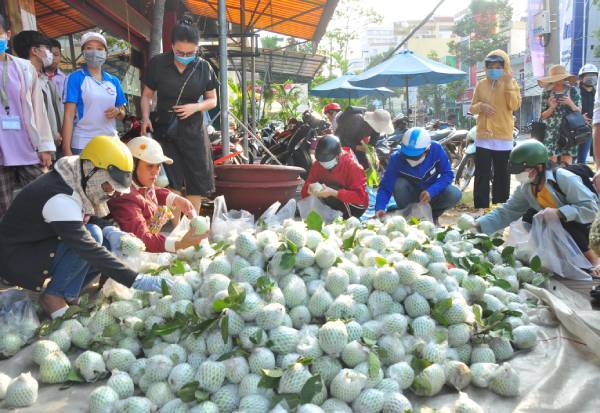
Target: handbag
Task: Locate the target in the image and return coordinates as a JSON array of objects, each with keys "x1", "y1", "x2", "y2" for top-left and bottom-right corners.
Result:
[
  {"x1": 161, "y1": 60, "x2": 200, "y2": 141},
  {"x1": 558, "y1": 111, "x2": 592, "y2": 149}
]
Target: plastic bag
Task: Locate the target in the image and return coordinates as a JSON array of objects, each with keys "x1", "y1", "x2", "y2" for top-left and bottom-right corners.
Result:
[
  {"x1": 297, "y1": 195, "x2": 342, "y2": 224},
  {"x1": 397, "y1": 202, "x2": 433, "y2": 223},
  {"x1": 0, "y1": 289, "x2": 39, "y2": 344},
  {"x1": 121, "y1": 251, "x2": 175, "y2": 273},
  {"x1": 258, "y1": 199, "x2": 297, "y2": 229},
  {"x1": 524, "y1": 210, "x2": 592, "y2": 280},
  {"x1": 211, "y1": 195, "x2": 254, "y2": 239},
  {"x1": 506, "y1": 218, "x2": 534, "y2": 262}
]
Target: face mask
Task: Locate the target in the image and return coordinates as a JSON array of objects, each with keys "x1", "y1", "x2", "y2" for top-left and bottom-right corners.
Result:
[
  {"x1": 83, "y1": 50, "x2": 106, "y2": 68},
  {"x1": 320, "y1": 158, "x2": 338, "y2": 170},
  {"x1": 515, "y1": 171, "x2": 530, "y2": 184},
  {"x1": 583, "y1": 75, "x2": 597, "y2": 87},
  {"x1": 487, "y1": 68, "x2": 504, "y2": 81},
  {"x1": 42, "y1": 49, "x2": 53, "y2": 68},
  {"x1": 0, "y1": 38, "x2": 7, "y2": 54},
  {"x1": 175, "y1": 54, "x2": 196, "y2": 65},
  {"x1": 406, "y1": 156, "x2": 426, "y2": 167}
]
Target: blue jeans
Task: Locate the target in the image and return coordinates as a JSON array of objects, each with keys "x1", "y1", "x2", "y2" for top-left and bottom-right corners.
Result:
[
  {"x1": 45, "y1": 224, "x2": 107, "y2": 300},
  {"x1": 577, "y1": 136, "x2": 592, "y2": 164},
  {"x1": 71, "y1": 148, "x2": 83, "y2": 155},
  {"x1": 392, "y1": 177, "x2": 462, "y2": 220}
]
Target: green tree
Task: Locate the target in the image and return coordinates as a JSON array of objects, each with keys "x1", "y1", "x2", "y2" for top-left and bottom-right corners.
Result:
[
  {"x1": 365, "y1": 47, "x2": 396, "y2": 70},
  {"x1": 319, "y1": 0, "x2": 383, "y2": 75},
  {"x1": 448, "y1": 0, "x2": 513, "y2": 67},
  {"x1": 260, "y1": 35, "x2": 281, "y2": 49},
  {"x1": 417, "y1": 52, "x2": 445, "y2": 118}
]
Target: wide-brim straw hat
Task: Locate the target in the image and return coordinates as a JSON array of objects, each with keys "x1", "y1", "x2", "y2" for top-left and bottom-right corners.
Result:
[{"x1": 537, "y1": 64, "x2": 577, "y2": 87}]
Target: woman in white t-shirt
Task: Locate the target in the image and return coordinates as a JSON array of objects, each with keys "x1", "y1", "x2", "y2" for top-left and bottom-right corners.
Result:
[{"x1": 61, "y1": 32, "x2": 126, "y2": 155}]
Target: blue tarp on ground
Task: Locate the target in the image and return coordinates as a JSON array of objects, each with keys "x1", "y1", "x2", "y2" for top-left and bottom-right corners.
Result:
[{"x1": 362, "y1": 186, "x2": 396, "y2": 220}]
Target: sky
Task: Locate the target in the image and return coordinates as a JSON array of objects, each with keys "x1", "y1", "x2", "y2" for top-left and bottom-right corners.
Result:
[{"x1": 368, "y1": 0, "x2": 527, "y2": 23}]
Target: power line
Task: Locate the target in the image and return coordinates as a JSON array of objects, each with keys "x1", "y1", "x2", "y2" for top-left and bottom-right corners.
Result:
[{"x1": 386, "y1": 0, "x2": 446, "y2": 58}]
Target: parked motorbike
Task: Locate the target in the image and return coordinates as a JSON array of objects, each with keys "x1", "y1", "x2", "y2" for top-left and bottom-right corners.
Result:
[
  {"x1": 454, "y1": 117, "x2": 519, "y2": 191},
  {"x1": 261, "y1": 110, "x2": 330, "y2": 177}
]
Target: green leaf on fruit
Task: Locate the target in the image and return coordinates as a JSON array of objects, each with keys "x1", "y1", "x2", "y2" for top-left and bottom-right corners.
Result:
[
  {"x1": 375, "y1": 256, "x2": 388, "y2": 267},
  {"x1": 530, "y1": 255, "x2": 542, "y2": 272},
  {"x1": 286, "y1": 239, "x2": 298, "y2": 254},
  {"x1": 281, "y1": 252, "x2": 296, "y2": 270},
  {"x1": 220, "y1": 315, "x2": 229, "y2": 342},
  {"x1": 368, "y1": 351, "x2": 381, "y2": 378},
  {"x1": 501, "y1": 246, "x2": 516, "y2": 266},
  {"x1": 161, "y1": 279, "x2": 170, "y2": 296},
  {"x1": 300, "y1": 375, "x2": 322, "y2": 404},
  {"x1": 306, "y1": 211, "x2": 324, "y2": 231},
  {"x1": 176, "y1": 381, "x2": 200, "y2": 403},
  {"x1": 493, "y1": 279, "x2": 512, "y2": 290},
  {"x1": 250, "y1": 329, "x2": 263, "y2": 344}
]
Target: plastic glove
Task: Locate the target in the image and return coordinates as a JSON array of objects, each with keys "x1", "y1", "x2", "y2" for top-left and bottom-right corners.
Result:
[
  {"x1": 131, "y1": 274, "x2": 173, "y2": 293},
  {"x1": 308, "y1": 182, "x2": 323, "y2": 195},
  {"x1": 102, "y1": 226, "x2": 126, "y2": 252},
  {"x1": 535, "y1": 208, "x2": 562, "y2": 222}
]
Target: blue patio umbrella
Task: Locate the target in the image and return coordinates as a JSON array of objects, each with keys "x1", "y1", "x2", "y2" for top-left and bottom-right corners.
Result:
[
  {"x1": 309, "y1": 73, "x2": 394, "y2": 99},
  {"x1": 349, "y1": 49, "x2": 467, "y2": 111}
]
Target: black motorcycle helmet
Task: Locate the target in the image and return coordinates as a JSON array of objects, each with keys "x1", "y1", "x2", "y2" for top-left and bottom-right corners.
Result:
[{"x1": 316, "y1": 135, "x2": 341, "y2": 162}]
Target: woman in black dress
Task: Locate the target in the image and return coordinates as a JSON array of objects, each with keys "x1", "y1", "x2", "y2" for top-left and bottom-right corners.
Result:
[{"x1": 140, "y1": 18, "x2": 217, "y2": 212}]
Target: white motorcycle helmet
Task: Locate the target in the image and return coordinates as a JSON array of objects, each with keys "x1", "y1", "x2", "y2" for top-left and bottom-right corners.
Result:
[
  {"x1": 578, "y1": 63, "x2": 598, "y2": 77},
  {"x1": 579, "y1": 64, "x2": 598, "y2": 87}
]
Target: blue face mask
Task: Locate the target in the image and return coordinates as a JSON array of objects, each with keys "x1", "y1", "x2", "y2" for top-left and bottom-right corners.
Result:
[
  {"x1": 487, "y1": 68, "x2": 504, "y2": 81},
  {"x1": 0, "y1": 38, "x2": 8, "y2": 54},
  {"x1": 175, "y1": 54, "x2": 196, "y2": 65}
]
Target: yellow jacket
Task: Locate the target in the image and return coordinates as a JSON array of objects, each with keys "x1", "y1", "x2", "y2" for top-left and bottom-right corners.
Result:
[{"x1": 470, "y1": 49, "x2": 521, "y2": 140}]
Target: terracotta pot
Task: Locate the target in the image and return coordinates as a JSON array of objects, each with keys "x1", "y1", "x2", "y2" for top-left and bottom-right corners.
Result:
[
  {"x1": 214, "y1": 164, "x2": 305, "y2": 216},
  {"x1": 215, "y1": 164, "x2": 305, "y2": 183}
]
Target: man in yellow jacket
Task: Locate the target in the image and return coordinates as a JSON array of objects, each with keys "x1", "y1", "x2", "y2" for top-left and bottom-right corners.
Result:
[{"x1": 469, "y1": 49, "x2": 522, "y2": 209}]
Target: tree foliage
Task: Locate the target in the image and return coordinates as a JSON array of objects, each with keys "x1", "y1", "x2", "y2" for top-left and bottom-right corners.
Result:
[
  {"x1": 260, "y1": 36, "x2": 281, "y2": 49},
  {"x1": 448, "y1": 0, "x2": 513, "y2": 67},
  {"x1": 319, "y1": 0, "x2": 383, "y2": 75}
]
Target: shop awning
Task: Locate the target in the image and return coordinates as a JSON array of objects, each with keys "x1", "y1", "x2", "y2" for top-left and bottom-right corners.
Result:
[
  {"x1": 34, "y1": 0, "x2": 151, "y2": 50},
  {"x1": 35, "y1": 0, "x2": 93, "y2": 38},
  {"x1": 184, "y1": 0, "x2": 338, "y2": 43},
  {"x1": 202, "y1": 46, "x2": 326, "y2": 83}
]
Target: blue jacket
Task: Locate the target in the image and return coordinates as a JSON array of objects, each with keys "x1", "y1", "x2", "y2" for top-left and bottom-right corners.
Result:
[
  {"x1": 375, "y1": 141, "x2": 454, "y2": 211},
  {"x1": 478, "y1": 169, "x2": 598, "y2": 234}
]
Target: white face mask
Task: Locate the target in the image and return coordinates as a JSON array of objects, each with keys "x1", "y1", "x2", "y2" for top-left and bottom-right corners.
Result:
[
  {"x1": 320, "y1": 158, "x2": 338, "y2": 170},
  {"x1": 406, "y1": 155, "x2": 426, "y2": 167},
  {"x1": 43, "y1": 49, "x2": 54, "y2": 68},
  {"x1": 515, "y1": 171, "x2": 532, "y2": 184}
]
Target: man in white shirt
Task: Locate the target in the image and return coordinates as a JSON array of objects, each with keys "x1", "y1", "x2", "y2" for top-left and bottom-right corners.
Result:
[{"x1": 47, "y1": 38, "x2": 67, "y2": 99}]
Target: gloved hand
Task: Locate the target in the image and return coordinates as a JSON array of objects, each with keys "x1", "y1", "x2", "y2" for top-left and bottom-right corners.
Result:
[
  {"x1": 102, "y1": 226, "x2": 126, "y2": 252},
  {"x1": 131, "y1": 274, "x2": 173, "y2": 293},
  {"x1": 535, "y1": 208, "x2": 563, "y2": 222}
]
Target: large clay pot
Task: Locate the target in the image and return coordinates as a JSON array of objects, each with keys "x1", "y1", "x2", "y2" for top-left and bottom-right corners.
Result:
[{"x1": 214, "y1": 164, "x2": 305, "y2": 216}]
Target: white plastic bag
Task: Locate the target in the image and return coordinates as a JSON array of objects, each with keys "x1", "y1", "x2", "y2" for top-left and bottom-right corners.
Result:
[
  {"x1": 297, "y1": 195, "x2": 342, "y2": 224},
  {"x1": 398, "y1": 202, "x2": 433, "y2": 222},
  {"x1": 0, "y1": 289, "x2": 39, "y2": 344},
  {"x1": 506, "y1": 218, "x2": 534, "y2": 262},
  {"x1": 528, "y1": 210, "x2": 591, "y2": 280},
  {"x1": 258, "y1": 199, "x2": 297, "y2": 229},
  {"x1": 211, "y1": 195, "x2": 254, "y2": 239}
]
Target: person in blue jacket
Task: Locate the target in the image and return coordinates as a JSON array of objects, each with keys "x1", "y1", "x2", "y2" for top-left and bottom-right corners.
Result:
[{"x1": 375, "y1": 127, "x2": 461, "y2": 223}]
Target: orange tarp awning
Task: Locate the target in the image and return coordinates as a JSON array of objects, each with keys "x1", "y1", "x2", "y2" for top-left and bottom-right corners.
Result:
[
  {"x1": 35, "y1": 0, "x2": 94, "y2": 38},
  {"x1": 184, "y1": 0, "x2": 338, "y2": 43}
]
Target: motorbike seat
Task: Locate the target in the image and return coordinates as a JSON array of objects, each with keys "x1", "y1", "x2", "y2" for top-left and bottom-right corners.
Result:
[{"x1": 429, "y1": 129, "x2": 453, "y2": 141}]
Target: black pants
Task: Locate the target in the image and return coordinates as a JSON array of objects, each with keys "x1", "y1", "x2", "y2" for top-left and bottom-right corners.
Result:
[
  {"x1": 474, "y1": 147, "x2": 511, "y2": 208},
  {"x1": 323, "y1": 182, "x2": 366, "y2": 219},
  {"x1": 523, "y1": 209, "x2": 591, "y2": 252}
]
